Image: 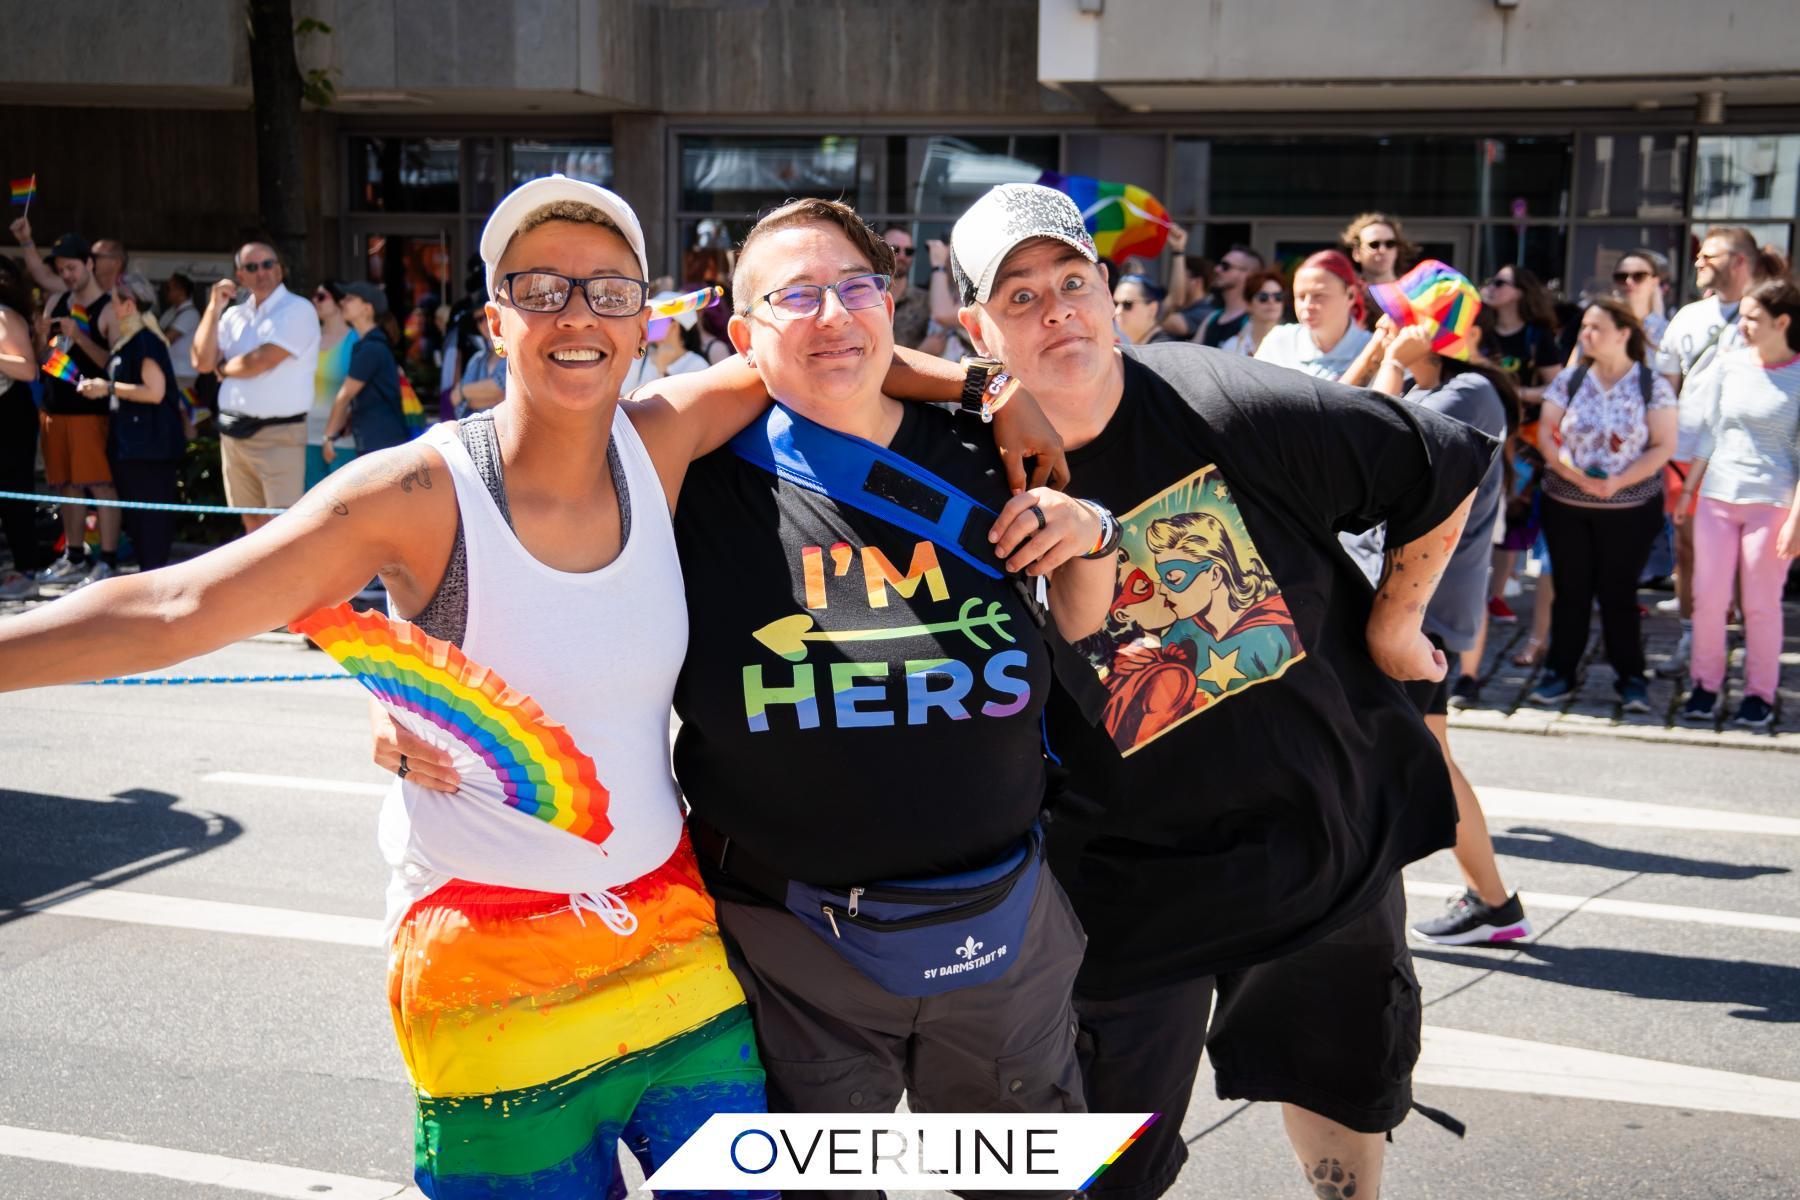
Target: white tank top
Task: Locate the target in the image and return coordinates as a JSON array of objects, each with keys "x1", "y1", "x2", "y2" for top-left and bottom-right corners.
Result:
[{"x1": 377, "y1": 409, "x2": 687, "y2": 938}]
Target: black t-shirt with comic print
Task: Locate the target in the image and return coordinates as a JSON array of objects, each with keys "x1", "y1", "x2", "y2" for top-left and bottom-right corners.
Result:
[
  {"x1": 1043, "y1": 344, "x2": 1497, "y2": 997},
  {"x1": 671, "y1": 402, "x2": 1054, "y2": 897}
]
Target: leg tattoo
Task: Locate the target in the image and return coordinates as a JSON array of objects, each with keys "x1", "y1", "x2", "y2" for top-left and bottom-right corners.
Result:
[{"x1": 1306, "y1": 1157, "x2": 1358, "y2": 1199}]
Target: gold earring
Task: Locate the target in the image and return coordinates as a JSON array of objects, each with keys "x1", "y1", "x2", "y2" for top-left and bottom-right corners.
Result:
[
  {"x1": 636, "y1": 342, "x2": 648, "y2": 358},
  {"x1": 493, "y1": 339, "x2": 505, "y2": 358}
]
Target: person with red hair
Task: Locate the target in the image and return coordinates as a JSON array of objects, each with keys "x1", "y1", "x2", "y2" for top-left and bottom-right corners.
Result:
[{"x1": 1254, "y1": 250, "x2": 1376, "y2": 381}]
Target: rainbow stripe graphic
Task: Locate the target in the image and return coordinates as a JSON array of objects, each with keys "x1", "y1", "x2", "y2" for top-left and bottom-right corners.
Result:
[
  {"x1": 651, "y1": 284, "x2": 723, "y2": 320},
  {"x1": 1368, "y1": 259, "x2": 1482, "y2": 361},
  {"x1": 9, "y1": 175, "x2": 35, "y2": 204},
  {"x1": 42, "y1": 348, "x2": 79, "y2": 383},
  {"x1": 1078, "y1": 1113, "x2": 1161, "y2": 1193},
  {"x1": 1037, "y1": 170, "x2": 1171, "y2": 262},
  {"x1": 290, "y1": 602, "x2": 613, "y2": 845},
  {"x1": 67, "y1": 303, "x2": 92, "y2": 338}
]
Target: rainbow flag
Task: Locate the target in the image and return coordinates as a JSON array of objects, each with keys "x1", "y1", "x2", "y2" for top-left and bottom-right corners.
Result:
[
  {"x1": 651, "y1": 284, "x2": 723, "y2": 320},
  {"x1": 1037, "y1": 170, "x2": 1171, "y2": 261},
  {"x1": 397, "y1": 367, "x2": 426, "y2": 436},
  {"x1": 8, "y1": 175, "x2": 34, "y2": 205},
  {"x1": 42, "y1": 348, "x2": 79, "y2": 383},
  {"x1": 67, "y1": 303, "x2": 92, "y2": 337}
]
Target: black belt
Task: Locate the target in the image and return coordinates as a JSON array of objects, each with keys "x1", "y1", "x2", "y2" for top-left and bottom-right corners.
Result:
[{"x1": 691, "y1": 817, "x2": 791, "y2": 905}]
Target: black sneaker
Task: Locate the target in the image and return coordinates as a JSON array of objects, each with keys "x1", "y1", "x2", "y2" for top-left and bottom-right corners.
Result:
[
  {"x1": 1618, "y1": 676, "x2": 1651, "y2": 714},
  {"x1": 1681, "y1": 686, "x2": 1719, "y2": 723},
  {"x1": 1732, "y1": 695, "x2": 1774, "y2": 729},
  {"x1": 1447, "y1": 675, "x2": 1480, "y2": 709},
  {"x1": 1410, "y1": 891, "x2": 1533, "y2": 946},
  {"x1": 1527, "y1": 672, "x2": 1574, "y2": 705}
]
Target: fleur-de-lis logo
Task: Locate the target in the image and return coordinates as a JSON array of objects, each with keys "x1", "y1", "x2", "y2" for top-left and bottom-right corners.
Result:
[{"x1": 955, "y1": 935, "x2": 983, "y2": 960}]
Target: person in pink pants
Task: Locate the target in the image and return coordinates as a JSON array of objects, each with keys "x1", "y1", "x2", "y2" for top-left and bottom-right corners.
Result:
[{"x1": 1679, "y1": 276, "x2": 1800, "y2": 729}]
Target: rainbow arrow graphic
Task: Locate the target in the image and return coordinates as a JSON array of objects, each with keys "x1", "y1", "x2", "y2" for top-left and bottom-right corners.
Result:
[{"x1": 752, "y1": 597, "x2": 1015, "y2": 662}]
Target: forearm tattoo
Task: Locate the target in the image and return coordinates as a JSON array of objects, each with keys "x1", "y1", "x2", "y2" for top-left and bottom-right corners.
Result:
[
  {"x1": 1306, "y1": 1157, "x2": 1360, "y2": 1199},
  {"x1": 1373, "y1": 525, "x2": 1457, "y2": 619}
]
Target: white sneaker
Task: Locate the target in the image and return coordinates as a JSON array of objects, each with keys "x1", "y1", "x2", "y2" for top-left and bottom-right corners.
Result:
[
  {"x1": 0, "y1": 570, "x2": 38, "y2": 600},
  {"x1": 1654, "y1": 596, "x2": 1682, "y2": 615},
  {"x1": 73, "y1": 561, "x2": 114, "y2": 589},
  {"x1": 37, "y1": 553, "x2": 90, "y2": 583},
  {"x1": 1655, "y1": 629, "x2": 1691, "y2": 678}
]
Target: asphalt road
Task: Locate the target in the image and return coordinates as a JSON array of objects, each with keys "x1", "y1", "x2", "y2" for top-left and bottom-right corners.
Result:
[{"x1": 2, "y1": 635, "x2": 1796, "y2": 1199}]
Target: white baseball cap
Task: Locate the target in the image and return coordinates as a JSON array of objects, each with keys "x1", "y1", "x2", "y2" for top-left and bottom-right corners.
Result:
[
  {"x1": 950, "y1": 183, "x2": 1098, "y2": 305},
  {"x1": 479, "y1": 174, "x2": 649, "y2": 296}
]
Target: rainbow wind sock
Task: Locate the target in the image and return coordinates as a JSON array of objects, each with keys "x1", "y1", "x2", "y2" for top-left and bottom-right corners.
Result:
[
  {"x1": 42, "y1": 348, "x2": 80, "y2": 383},
  {"x1": 651, "y1": 284, "x2": 723, "y2": 320},
  {"x1": 9, "y1": 175, "x2": 35, "y2": 205},
  {"x1": 290, "y1": 603, "x2": 614, "y2": 846},
  {"x1": 1368, "y1": 259, "x2": 1482, "y2": 361},
  {"x1": 1037, "y1": 170, "x2": 1171, "y2": 261}
]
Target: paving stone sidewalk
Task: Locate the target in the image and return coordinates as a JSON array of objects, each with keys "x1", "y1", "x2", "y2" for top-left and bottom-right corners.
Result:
[{"x1": 1445, "y1": 578, "x2": 1800, "y2": 753}]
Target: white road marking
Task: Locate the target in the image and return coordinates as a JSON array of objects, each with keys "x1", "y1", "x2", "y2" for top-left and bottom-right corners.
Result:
[
  {"x1": 0, "y1": 1124, "x2": 421, "y2": 1199},
  {"x1": 1476, "y1": 786, "x2": 1800, "y2": 837},
  {"x1": 1418, "y1": 1026, "x2": 1800, "y2": 1120},
  {"x1": 24, "y1": 889, "x2": 382, "y2": 948},
  {"x1": 203, "y1": 770, "x2": 388, "y2": 796},
  {"x1": 1404, "y1": 880, "x2": 1800, "y2": 934}
]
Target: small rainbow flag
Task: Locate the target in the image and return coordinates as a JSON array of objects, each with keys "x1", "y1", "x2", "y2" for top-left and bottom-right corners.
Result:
[
  {"x1": 397, "y1": 367, "x2": 426, "y2": 436},
  {"x1": 651, "y1": 284, "x2": 723, "y2": 320},
  {"x1": 67, "y1": 303, "x2": 92, "y2": 338},
  {"x1": 42, "y1": 348, "x2": 79, "y2": 383},
  {"x1": 1037, "y1": 170, "x2": 1172, "y2": 262},
  {"x1": 9, "y1": 175, "x2": 34, "y2": 205}
]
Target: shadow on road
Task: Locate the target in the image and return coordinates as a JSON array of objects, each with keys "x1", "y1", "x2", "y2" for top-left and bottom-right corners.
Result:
[
  {"x1": 1414, "y1": 943, "x2": 1800, "y2": 1022},
  {"x1": 1494, "y1": 826, "x2": 1791, "y2": 881},
  {"x1": 0, "y1": 787, "x2": 242, "y2": 925}
]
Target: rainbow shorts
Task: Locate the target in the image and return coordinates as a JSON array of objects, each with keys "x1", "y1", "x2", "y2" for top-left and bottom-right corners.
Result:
[{"x1": 388, "y1": 835, "x2": 769, "y2": 1198}]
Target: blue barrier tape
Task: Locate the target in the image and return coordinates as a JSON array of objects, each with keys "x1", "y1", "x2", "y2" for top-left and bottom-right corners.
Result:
[
  {"x1": 81, "y1": 672, "x2": 348, "y2": 685},
  {"x1": 0, "y1": 490, "x2": 285, "y2": 516}
]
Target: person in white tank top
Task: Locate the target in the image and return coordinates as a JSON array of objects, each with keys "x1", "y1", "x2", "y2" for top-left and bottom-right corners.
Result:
[{"x1": 0, "y1": 175, "x2": 1082, "y2": 1195}]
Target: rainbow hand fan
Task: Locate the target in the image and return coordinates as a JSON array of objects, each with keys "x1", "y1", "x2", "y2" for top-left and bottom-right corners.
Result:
[
  {"x1": 650, "y1": 284, "x2": 723, "y2": 320},
  {"x1": 291, "y1": 603, "x2": 613, "y2": 846}
]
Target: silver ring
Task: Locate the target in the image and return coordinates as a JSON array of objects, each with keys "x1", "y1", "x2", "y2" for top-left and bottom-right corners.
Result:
[
  {"x1": 1029, "y1": 504, "x2": 1047, "y2": 533},
  {"x1": 397, "y1": 754, "x2": 410, "y2": 780}
]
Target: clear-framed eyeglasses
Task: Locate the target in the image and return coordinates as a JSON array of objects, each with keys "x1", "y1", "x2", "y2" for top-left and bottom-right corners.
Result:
[
  {"x1": 501, "y1": 271, "x2": 650, "y2": 318},
  {"x1": 752, "y1": 273, "x2": 891, "y2": 321}
]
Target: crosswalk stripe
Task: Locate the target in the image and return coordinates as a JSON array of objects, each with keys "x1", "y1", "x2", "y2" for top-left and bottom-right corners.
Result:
[
  {"x1": 1476, "y1": 786, "x2": 1800, "y2": 837},
  {"x1": 1404, "y1": 880, "x2": 1800, "y2": 934},
  {"x1": 202, "y1": 770, "x2": 388, "y2": 797},
  {"x1": 1417, "y1": 1026, "x2": 1800, "y2": 1120},
  {"x1": 0, "y1": 1124, "x2": 420, "y2": 1199},
  {"x1": 25, "y1": 889, "x2": 383, "y2": 947}
]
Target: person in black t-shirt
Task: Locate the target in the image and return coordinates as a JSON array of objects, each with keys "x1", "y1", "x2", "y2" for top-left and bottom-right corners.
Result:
[
  {"x1": 323, "y1": 283, "x2": 411, "y2": 461},
  {"x1": 946, "y1": 184, "x2": 1495, "y2": 1200}
]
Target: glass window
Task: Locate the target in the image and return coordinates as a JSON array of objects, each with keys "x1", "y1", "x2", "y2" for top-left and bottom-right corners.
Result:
[
  {"x1": 1206, "y1": 135, "x2": 1569, "y2": 219},
  {"x1": 467, "y1": 138, "x2": 501, "y2": 215},
  {"x1": 1692, "y1": 134, "x2": 1800, "y2": 220},
  {"x1": 1170, "y1": 138, "x2": 1209, "y2": 220},
  {"x1": 1064, "y1": 134, "x2": 1166, "y2": 207},
  {"x1": 349, "y1": 137, "x2": 461, "y2": 213},
  {"x1": 888, "y1": 135, "x2": 1057, "y2": 217},
  {"x1": 1567, "y1": 225, "x2": 1685, "y2": 306},
  {"x1": 1474, "y1": 225, "x2": 1570, "y2": 294},
  {"x1": 679, "y1": 135, "x2": 861, "y2": 214},
  {"x1": 1579, "y1": 133, "x2": 1687, "y2": 218},
  {"x1": 512, "y1": 140, "x2": 614, "y2": 189}
]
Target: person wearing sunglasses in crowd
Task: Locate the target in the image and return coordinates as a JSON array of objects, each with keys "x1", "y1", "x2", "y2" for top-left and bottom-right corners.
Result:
[
  {"x1": 191, "y1": 241, "x2": 322, "y2": 534},
  {"x1": 307, "y1": 280, "x2": 360, "y2": 486},
  {"x1": 1611, "y1": 250, "x2": 1671, "y2": 353},
  {"x1": 1677, "y1": 277, "x2": 1800, "y2": 730},
  {"x1": 1341, "y1": 211, "x2": 1417, "y2": 290},
  {"x1": 1114, "y1": 273, "x2": 1178, "y2": 345},
  {"x1": 1219, "y1": 268, "x2": 1287, "y2": 357},
  {"x1": 320, "y1": 283, "x2": 411, "y2": 467}
]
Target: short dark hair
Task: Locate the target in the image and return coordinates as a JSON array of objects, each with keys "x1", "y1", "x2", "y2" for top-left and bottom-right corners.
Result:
[
  {"x1": 1748, "y1": 276, "x2": 1800, "y2": 355},
  {"x1": 731, "y1": 198, "x2": 895, "y2": 314},
  {"x1": 1224, "y1": 243, "x2": 1265, "y2": 269},
  {"x1": 166, "y1": 271, "x2": 194, "y2": 298}
]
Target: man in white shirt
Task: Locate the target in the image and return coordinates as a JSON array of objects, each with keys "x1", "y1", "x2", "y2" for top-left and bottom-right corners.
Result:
[
  {"x1": 191, "y1": 242, "x2": 321, "y2": 533},
  {"x1": 1652, "y1": 226, "x2": 1765, "y2": 675}
]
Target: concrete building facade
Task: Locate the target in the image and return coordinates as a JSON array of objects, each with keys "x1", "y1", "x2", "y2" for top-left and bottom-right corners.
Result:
[{"x1": 3, "y1": 0, "x2": 1796, "y2": 309}]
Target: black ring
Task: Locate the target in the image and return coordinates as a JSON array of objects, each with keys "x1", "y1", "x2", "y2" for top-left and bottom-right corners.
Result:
[
  {"x1": 1029, "y1": 504, "x2": 1047, "y2": 533},
  {"x1": 397, "y1": 754, "x2": 410, "y2": 780}
]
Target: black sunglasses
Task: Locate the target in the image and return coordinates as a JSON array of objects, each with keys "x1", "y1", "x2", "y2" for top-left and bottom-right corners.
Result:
[
  {"x1": 888, "y1": 245, "x2": 915, "y2": 257},
  {"x1": 1251, "y1": 290, "x2": 1286, "y2": 303},
  {"x1": 238, "y1": 257, "x2": 279, "y2": 273},
  {"x1": 1484, "y1": 275, "x2": 1517, "y2": 289},
  {"x1": 1613, "y1": 270, "x2": 1653, "y2": 284},
  {"x1": 1361, "y1": 239, "x2": 1398, "y2": 251}
]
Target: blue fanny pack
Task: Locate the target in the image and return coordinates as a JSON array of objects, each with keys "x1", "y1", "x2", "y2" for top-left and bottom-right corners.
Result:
[{"x1": 783, "y1": 826, "x2": 1043, "y2": 997}]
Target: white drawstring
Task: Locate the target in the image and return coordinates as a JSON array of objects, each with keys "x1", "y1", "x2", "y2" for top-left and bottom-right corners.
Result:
[{"x1": 569, "y1": 889, "x2": 638, "y2": 936}]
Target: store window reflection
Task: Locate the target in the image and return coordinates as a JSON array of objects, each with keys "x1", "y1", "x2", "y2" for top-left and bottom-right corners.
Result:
[
  {"x1": 513, "y1": 141, "x2": 614, "y2": 189},
  {"x1": 350, "y1": 137, "x2": 461, "y2": 213},
  {"x1": 1581, "y1": 133, "x2": 1687, "y2": 218},
  {"x1": 1693, "y1": 134, "x2": 1800, "y2": 220}
]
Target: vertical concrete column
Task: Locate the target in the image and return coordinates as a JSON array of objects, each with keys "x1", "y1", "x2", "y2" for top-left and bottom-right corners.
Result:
[{"x1": 611, "y1": 114, "x2": 671, "y2": 278}]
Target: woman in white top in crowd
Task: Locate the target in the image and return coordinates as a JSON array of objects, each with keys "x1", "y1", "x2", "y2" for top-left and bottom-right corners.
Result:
[
  {"x1": 1254, "y1": 250, "x2": 1376, "y2": 382},
  {"x1": 1527, "y1": 297, "x2": 1677, "y2": 710},
  {"x1": 1676, "y1": 277, "x2": 1800, "y2": 729},
  {"x1": 1113, "y1": 273, "x2": 1177, "y2": 345},
  {"x1": 1611, "y1": 250, "x2": 1670, "y2": 352},
  {"x1": 1219, "y1": 267, "x2": 1286, "y2": 357}
]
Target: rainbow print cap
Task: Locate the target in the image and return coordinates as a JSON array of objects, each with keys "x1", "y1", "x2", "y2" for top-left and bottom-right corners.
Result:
[{"x1": 1368, "y1": 259, "x2": 1481, "y2": 361}]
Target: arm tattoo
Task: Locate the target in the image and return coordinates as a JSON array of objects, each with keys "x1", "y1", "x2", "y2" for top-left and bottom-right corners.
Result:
[
  {"x1": 331, "y1": 499, "x2": 350, "y2": 517},
  {"x1": 1306, "y1": 1157, "x2": 1359, "y2": 1199},
  {"x1": 399, "y1": 460, "x2": 434, "y2": 493}
]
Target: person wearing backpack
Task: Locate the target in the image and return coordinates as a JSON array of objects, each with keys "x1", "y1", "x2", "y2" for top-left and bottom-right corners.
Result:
[{"x1": 1527, "y1": 297, "x2": 1678, "y2": 709}]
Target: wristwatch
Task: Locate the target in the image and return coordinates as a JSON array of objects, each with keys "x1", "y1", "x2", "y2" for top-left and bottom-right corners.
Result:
[{"x1": 958, "y1": 356, "x2": 1012, "y2": 422}]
